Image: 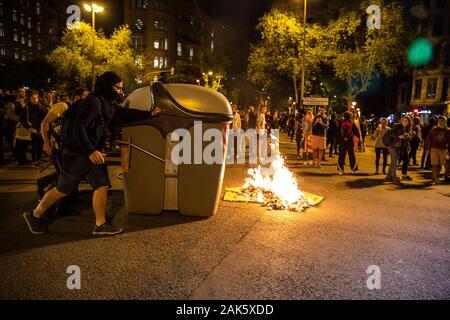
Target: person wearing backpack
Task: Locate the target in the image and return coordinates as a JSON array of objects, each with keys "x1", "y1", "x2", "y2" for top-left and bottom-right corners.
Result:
[
  {"x1": 23, "y1": 72, "x2": 161, "y2": 236},
  {"x1": 337, "y1": 111, "x2": 360, "y2": 174}
]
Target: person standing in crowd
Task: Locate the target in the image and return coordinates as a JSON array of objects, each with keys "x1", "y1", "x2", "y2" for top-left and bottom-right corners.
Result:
[
  {"x1": 231, "y1": 105, "x2": 241, "y2": 161},
  {"x1": 317, "y1": 107, "x2": 329, "y2": 161},
  {"x1": 337, "y1": 111, "x2": 359, "y2": 174},
  {"x1": 373, "y1": 117, "x2": 390, "y2": 175},
  {"x1": 302, "y1": 108, "x2": 314, "y2": 162},
  {"x1": 256, "y1": 105, "x2": 267, "y2": 162},
  {"x1": 311, "y1": 116, "x2": 327, "y2": 168},
  {"x1": 385, "y1": 116, "x2": 412, "y2": 184},
  {"x1": 23, "y1": 71, "x2": 161, "y2": 236},
  {"x1": 327, "y1": 113, "x2": 339, "y2": 158},
  {"x1": 409, "y1": 117, "x2": 422, "y2": 167},
  {"x1": 353, "y1": 112, "x2": 363, "y2": 153},
  {"x1": 420, "y1": 116, "x2": 436, "y2": 170},
  {"x1": 27, "y1": 91, "x2": 47, "y2": 167},
  {"x1": 294, "y1": 114, "x2": 303, "y2": 160},
  {"x1": 248, "y1": 105, "x2": 257, "y2": 130},
  {"x1": 4, "y1": 94, "x2": 19, "y2": 151},
  {"x1": 271, "y1": 110, "x2": 280, "y2": 130},
  {"x1": 287, "y1": 115, "x2": 295, "y2": 142},
  {"x1": 425, "y1": 116, "x2": 450, "y2": 185},
  {"x1": 359, "y1": 116, "x2": 368, "y2": 152},
  {"x1": 399, "y1": 116, "x2": 413, "y2": 181},
  {"x1": 14, "y1": 87, "x2": 31, "y2": 165},
  {"x1": 242, "y1": 110, "x2": 249, "y2": 132}
]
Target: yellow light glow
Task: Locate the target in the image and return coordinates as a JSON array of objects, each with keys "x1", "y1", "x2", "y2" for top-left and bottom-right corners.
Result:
[{"x1": 83, "y1": 4, "x2": 92, "y2": 11}]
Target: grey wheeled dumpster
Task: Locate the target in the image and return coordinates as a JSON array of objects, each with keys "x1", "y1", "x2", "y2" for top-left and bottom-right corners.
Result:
[{"x1": 119, "y1": 82, "x2": 233, "y2": 217}]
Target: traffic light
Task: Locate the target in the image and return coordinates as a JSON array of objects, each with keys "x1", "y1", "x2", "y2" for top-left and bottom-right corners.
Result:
[{"x1": 170, "y1": 67, "x2": 175, "y2": 75}]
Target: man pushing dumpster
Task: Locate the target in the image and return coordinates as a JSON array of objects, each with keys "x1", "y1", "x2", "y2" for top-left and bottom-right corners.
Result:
[{"x1": 23, "y1": 71, "x2": 161, "y2": 236}]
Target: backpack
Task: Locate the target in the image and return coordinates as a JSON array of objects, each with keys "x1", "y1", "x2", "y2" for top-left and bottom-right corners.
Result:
[
  {"x1": 59, "y1": 101, "x2": 81, "y2": 150},
  {"x1": 340, "y1": 121, "x2": 353, "y2": 142}
]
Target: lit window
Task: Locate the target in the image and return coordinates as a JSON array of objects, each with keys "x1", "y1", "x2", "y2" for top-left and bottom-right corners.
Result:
[
  {"x1": 0, "y1": 45, "x2": 5, "y2": 56},
  {"x1": 37, "y1": 23, "x2": 41, "y2": 33},
  {"x1": 49, "y1": 27, "x2": 53, "y2": 34},
  {"x1": 36, "y1": 2, "x2": 41, "y2": 15},
  {"x1": 27, "y1": 17, "x2": 31, "y2": 29},
  {"x1": 164, "y1": 38, "x2": 168, "y2": 50},
  {"x1": 14, "y1": 48, "x2": 19, "y2": 59},
  {"x1": 37, "y1": 40, "x2": 41, "y2": 51},
  {"x1": 22, "y1": 53, "x2": 26, "y2": 61},
  {"x1": 135, "y1": 18, "x2": 144, "y2": 30},
  {"x1": 154, "y1": 56, "x2": 159, "y2": 68},
  {"x1": 0, "y1": 23, "x2": 4, "y2": 37},
  {"x1": 189, "y1": 48, "x2": 194, "y2": 61},
  {"x1": 177, "y1": 42, "x2": 182, "y2": 56},
  {"x1": 0, "y1": 3, "x2": 3, "y2": 16},
  {"x1": 20, "y1": 14, "x2": 25, "y2": 25},
  {"x1": 159, "y1": 57, "x2": 163, "y2": 68},
  {"x1": 28, "y1": 36, "x2": 32, "y2": 47},
  {"x1": 164, "y1": 58, "x2": 168, "y2": 68},
  {"x1": 426, "y1": 78, "x2": 437, "y2": 98},
  {"x1": 21, "y1": 34, "x2": 25, "y2": 45},
  {"x1": 13, "y1": 29, "x2": 18, "y2": 41},
  {"x1": 154, "y1": 40, "x2": 160, "y2": 49},
  {"x1": 211, "y1": 40, "x2": 214, "y2": 52},
  {"x1": 13, "y1": 10, "x2": 17, "y2": 22}
]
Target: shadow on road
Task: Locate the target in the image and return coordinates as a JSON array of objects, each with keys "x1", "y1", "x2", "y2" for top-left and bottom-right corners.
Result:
[
  {"x1": 0, "y1": 190, "x2": 204, "y2": 256},
  {"x1": 345, "y1": 178, "x2": 434, "y2": 190}
]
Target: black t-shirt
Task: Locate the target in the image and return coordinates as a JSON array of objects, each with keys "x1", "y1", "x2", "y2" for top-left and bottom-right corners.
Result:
[{"x1": 312, "y1": 122, "x2": 326, "y2": 137}]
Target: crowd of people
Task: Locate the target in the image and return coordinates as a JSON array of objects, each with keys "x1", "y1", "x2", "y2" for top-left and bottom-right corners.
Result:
[
  {"x1": 230, "y1": 104, "x2": 450, "y2": 185},
  {"x1": 0, "y1": 86, "x2": 90, "y2": 167}
]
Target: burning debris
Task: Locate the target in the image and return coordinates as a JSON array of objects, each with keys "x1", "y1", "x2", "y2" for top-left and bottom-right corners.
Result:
[{"x1": 230, "y1": 155, "x2": 321, "y2": 212}]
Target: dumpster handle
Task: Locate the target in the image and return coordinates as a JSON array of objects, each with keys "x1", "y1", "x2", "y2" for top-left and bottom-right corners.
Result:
[{"x1": 116, "y1": 139, "x2": 165, "y2": 163}]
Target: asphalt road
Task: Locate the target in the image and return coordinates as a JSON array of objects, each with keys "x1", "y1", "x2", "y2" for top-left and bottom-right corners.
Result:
[{"x1": 0, "y1": 135, "x2": 449, "y2": 299}]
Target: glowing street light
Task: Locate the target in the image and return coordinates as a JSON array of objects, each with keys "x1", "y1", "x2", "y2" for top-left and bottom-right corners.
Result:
[
  {"x1": 208, "y1": 71, "x2": 213, "y2": 76},
  {"x1": 83, "y1": 3, "x2": 104, "y2": 90}
]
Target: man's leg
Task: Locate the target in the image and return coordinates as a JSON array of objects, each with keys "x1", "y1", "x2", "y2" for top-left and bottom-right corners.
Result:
[
  {"x1": 375, "y1": 147, "x2": 381, "y2": 173},
  {"x1": 93, "y1": 186, "x2": 109, "y2": 227},
  {"x1": 33, "y1": 187, "x2": 67, "y2": 218}
]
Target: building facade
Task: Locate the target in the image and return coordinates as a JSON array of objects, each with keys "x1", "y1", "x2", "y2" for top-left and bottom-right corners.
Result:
[
  {"x1": 0, "y1": 0, "x2": 67, "y2": 65},
  {"x1": 124, "y1": 0, "x2": 235, "y2": 81},
  {"x1": 397, "y1": 0, "x2": 450, "y2": 117}
]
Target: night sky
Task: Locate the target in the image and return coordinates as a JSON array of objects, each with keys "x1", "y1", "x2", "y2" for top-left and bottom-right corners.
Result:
[{"x1": 196, "y1": 0, "x2": 274, "y2": 42}]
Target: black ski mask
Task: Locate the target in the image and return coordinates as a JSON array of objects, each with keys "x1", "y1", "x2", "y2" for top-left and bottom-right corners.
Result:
[{"x1": 94, "y1": 71, "x2": 123, "y2": 102}]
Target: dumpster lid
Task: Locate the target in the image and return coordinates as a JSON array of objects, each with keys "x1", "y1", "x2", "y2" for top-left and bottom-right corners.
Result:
[{"x1": 164, "y1": 84, "x2": 231, "y2": 116}]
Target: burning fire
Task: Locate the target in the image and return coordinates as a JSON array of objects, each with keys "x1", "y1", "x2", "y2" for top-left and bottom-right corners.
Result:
[{"x1": 240, "y1": 155, "x2": 313, "y2": 211}]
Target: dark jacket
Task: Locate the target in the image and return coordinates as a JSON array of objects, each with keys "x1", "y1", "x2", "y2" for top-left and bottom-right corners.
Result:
[
  {"x1": 26, "y1": 102, "x2": 47, "y2": 131},
  {"x1": 64, "y1": 94, "x2": 151, "y2": 155}
]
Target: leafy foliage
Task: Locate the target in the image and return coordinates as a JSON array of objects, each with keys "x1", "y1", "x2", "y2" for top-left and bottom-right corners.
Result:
[{"x1": 47, "y1": 22, "x2": 141, "y2": 92}]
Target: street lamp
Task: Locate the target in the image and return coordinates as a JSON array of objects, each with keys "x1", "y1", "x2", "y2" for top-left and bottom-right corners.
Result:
[
  {"x1": 83, "y1": 3, "x2": 104, "y2": 91},
  {"x1": 298, "y1": 0, "x2": 308, "y2": 112}
]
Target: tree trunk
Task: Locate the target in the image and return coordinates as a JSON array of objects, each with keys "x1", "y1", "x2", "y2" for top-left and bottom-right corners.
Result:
[{"x1": 293, "y1": 74, "x2": 299, "y2": 108}]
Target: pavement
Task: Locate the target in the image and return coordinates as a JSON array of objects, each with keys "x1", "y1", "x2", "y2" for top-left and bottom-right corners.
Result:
[{"x1": 0, "y1": 135, "x2": 449, "y2": 300}]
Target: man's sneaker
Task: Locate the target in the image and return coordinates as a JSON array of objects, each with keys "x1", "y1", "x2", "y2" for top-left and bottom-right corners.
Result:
[
  {"x1": 93, "y1": 223, "x2": 123, "y2": 236},
  {"x1": 23, "y1": 211, "x2": 48, "y2": 235}
]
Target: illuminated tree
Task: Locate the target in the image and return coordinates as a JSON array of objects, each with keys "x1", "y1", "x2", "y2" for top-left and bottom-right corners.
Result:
[
  {"x1": 47, "y1": 22, "x2": 142, "y2": 92},
  {"x1": 248, "y1": 0, "x2": 408, "y2": 108}
]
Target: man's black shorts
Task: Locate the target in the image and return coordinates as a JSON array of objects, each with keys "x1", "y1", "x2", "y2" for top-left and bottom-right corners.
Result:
[{"x1": 56, "y1": 149, "x2": 110, "y2": 194}]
